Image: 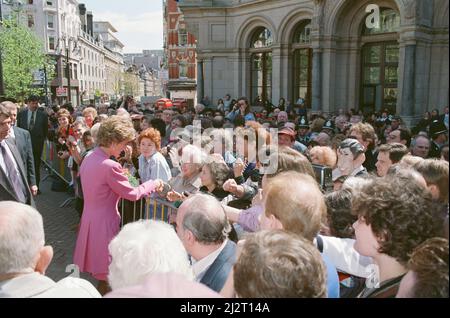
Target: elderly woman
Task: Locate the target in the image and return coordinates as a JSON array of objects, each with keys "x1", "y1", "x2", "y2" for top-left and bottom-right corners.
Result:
[
  {"x1": 166, "y1": 144, "x2": 204, "y2": 201},
  {"x1": 73, "y1": 116, "x2": 164, "y2": 295},
  {"x1": 310, "y1": 146, "x2": 338, "y2": 168},
  {"x1": 199, "y1": 157, "x2": 232, "y2": 201},
  {"x1": 82, "y1": 107, "x2": 98, "y2": 128}
]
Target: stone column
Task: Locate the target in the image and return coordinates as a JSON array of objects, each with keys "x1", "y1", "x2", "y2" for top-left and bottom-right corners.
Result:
[
  {"x1": 400, "y1": 44, "x2": 416, "y2": 117},
  {"x1": 203, "y1": 57, "x2": 212, "y2": 102},
  {"x1": 271, "y1": 46, "x2": 282, "y2": 106},
  {"x1": 312, "y1": 49, "x2": 322, "y2": 112}
]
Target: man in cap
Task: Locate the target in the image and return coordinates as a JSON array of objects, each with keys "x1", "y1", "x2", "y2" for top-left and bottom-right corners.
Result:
[
  {"x1": 296, "y1": 116, "x2": 311, "y2": 147},
  {"x1": 321, "y1": 119, "x2": 336, "y2": 137},
  {"x1": 278, "y1": 127, "x2": 307, "y2": 155},
  {"x1": 428, "y1": 119, "x2": 448, "y2": 158}
]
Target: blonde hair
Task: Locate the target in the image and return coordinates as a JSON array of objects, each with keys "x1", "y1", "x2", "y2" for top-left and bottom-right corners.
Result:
[
  {"x1": 264, "y1": 171, "x2": 326, "y2": 241},
  {"x1": 82, "y1": 107, "x2": 98, "y2": 118},
  {"x1": 310, "y1": 146, "x2": 337, "y2": 168},
  {"x1": 97, "y1": 115, "x2": 136, "y2": 147}
]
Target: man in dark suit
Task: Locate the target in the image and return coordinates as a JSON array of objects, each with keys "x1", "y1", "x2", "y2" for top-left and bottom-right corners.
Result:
[
  {"x1": 0, "y1": 104, "x2": 35, "y2": 207},
  {"x1": 1, "y1": 101, "x2": 38, "y2": 195},
  {"x1": 175, "y1": 193, "x2": 237, "y2": 293},
  {"x1": 17, "y1": 95, "x2": 48, "y2": 189}
]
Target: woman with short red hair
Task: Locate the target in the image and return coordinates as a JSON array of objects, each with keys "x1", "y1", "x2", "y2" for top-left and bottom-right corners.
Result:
[{"x1": 138, "y1": 128, "x2": 172, "y2": 184}]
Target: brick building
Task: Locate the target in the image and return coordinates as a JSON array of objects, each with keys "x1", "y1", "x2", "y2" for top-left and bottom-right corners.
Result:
[{"x1": 163, "y1": 0, "x2": 197, "y2": 107}]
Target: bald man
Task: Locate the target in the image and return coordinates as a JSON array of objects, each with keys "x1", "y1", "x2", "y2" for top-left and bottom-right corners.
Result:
[
  {"x1": 0, "y1": 201, "x2": 100, "y2": 297},
  {"x1": 175, "y1": 193, "x2": 236, "y2": 292}
]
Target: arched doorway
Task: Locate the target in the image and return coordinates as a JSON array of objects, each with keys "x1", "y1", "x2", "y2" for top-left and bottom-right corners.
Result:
[
  {"x1": 249, "y1": 28, "x2": 273, "y2": 105},
  {"x1": 360, "y1": 8, "x2": 400, "y2": 114},
  {"x1": 291, "y1": 20, "x2": 312, "y2": 108}
]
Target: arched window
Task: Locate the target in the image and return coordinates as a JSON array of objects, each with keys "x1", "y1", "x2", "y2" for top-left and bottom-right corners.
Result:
[
  {"x1": 361, "y1": 8, "x2": 400, "y2": 113},
  {"x1": 292, "y1": 20, "x2": 312, "y2": 108},
  {"x1": 250, "y1": 28, "x2": 273, "y2": 104}
]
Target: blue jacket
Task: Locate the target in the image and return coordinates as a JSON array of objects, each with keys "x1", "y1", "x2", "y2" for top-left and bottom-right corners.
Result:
[{"x1": 199, "y1": 240, "x2": 237, "y2": 292}]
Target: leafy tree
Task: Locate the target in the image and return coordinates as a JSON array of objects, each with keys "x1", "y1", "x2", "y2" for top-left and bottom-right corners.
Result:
[{"x1": 0, "y1": 19, "x2": 55, "y2": 103}]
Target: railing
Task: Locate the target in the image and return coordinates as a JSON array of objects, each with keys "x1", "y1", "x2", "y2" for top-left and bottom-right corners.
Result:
[
  {"x1": 42, "y1": 140, "x2": 179, "y2": 220},
  {"x1": 119, "y1": 196, "x2": 178, "y2": 228},
  {"x1": 41, "y1": 140, "x2": 72, "y2": 184}
]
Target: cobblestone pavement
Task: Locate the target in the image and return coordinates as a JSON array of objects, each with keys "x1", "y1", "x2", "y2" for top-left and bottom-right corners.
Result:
[{"x1": 35, "y1": 167, "x2": 96, "y2": 285}]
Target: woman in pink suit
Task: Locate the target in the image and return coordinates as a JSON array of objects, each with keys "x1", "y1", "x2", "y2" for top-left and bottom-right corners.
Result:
[{"x1": 73, "y1": 115, "x2": 164, "y2": 294}]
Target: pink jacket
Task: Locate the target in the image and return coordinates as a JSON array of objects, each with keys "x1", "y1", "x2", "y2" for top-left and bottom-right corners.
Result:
[{"x1": 74, "y1": 147, "x2": 157, "y2": 280}]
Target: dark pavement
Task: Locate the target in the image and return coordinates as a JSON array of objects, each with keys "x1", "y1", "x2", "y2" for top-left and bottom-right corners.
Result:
[{"x1": 35, "y1": 167, "x2": 96, "y2": 285}]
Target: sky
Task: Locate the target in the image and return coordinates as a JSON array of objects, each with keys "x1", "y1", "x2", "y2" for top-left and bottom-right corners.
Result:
[{"x1": 81, "y1": 0, "x2": 164, "y2": 53}]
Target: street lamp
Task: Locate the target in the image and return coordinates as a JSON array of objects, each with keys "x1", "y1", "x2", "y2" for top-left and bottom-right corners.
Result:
[{"x1": 57, "y1": 35, "x2": 79, "y2": 105}]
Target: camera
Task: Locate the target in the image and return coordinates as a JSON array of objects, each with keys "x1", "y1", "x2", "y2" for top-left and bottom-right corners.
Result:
[{"x1": 312, "y1": 164, "x2": 333, "y2": 193}]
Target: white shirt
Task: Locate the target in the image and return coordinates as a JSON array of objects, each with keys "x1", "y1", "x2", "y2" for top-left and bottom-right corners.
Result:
[
  {"x1": 138, "y1": 152, "x2": 172, "y2": 184},
  {"x1": 315, "y1": 235, "x2": 374, "y2": 278},
  {"x1": 192, "y1": 240, "x2": 228, "y2": 282},
  {"x1": 0, "y1": 140, "x2": 21, "y2": 180}
]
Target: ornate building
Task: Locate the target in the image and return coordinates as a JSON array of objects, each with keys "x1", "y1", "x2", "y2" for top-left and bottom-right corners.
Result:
[
  {"x1": 164, "y1": 0, "x2": 197, "y2": 107},
  {"x1": 178, "y1": 0, "x2": 449, "y2": 123}
]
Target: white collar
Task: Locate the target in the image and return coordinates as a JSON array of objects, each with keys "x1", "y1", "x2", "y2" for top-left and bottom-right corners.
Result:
[
  {"x1": 192, "y1": 240, "x2": 228, "y2": 281},
  {"x1": 350, "y1": 165, "x2": 365, "y2": 176}
]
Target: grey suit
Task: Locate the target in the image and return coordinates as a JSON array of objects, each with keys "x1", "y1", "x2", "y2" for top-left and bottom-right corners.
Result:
[
  {"x1": 199, "y1": 240, "x2": 236, "y2": 292},
  {"x1": 10, "y1": 126, "x2": 36, "y2": 187},
  {"x1": 0, "y1": 139, "x2": 35, "y2": 207},
  {"x1": 17, "y1": 107, "x2": 48, "y2": 186}
]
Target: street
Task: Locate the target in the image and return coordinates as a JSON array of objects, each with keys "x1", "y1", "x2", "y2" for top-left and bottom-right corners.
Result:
[{"x1": 35, "y1": 167, "x2": 96, "y2": 285}]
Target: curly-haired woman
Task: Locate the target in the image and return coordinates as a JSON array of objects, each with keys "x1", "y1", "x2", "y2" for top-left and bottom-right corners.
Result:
[
  {"x1": 199, "y1": 157, "x2": 232, "y2": 202},
  {"x1": 352, "y1": 176, "x2": 441, "y2": 298}
]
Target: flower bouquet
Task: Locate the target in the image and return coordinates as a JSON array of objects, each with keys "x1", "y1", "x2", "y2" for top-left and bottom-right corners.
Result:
[{"x1": 123, "y1": 168, "x2": 140, "y2": 187}]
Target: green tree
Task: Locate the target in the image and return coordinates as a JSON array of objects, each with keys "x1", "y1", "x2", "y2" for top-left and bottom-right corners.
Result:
[{"x1": 0, "y1": 19, "x2": 55, "y2": 102}]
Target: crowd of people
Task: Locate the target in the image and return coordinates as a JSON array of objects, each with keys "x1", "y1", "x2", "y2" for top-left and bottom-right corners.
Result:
[{"x1": 0, "y1": 93, "x2": 448, "y2": 298}]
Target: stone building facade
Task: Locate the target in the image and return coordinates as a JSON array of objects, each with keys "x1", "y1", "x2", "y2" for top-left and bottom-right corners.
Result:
[{"x1": 178, "y1": 0, "x2": 449, "y2": 123}]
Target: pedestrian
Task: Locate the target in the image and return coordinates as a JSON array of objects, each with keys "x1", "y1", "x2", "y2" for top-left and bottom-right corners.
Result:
[{"x1": 17, "y1": 95, "x2": 48, "y2": 190}]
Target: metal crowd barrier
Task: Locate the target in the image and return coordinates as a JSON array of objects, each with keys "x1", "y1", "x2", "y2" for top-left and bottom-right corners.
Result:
[
  {"x1": 119, "y1": 197, "x2": 178, "y2": 228},
  {"x1": 41, "y1": 140, "x2": 72, "y2": 184}
]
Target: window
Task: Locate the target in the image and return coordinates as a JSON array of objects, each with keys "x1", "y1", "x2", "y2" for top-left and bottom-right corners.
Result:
[
  {"x1": 47, "y1": 14, "x2": 54, "y2": 29},
  {"x1": 46, "y1": 1, "x2": 53, "y2": 6},
  {"x1": 251, "y1": 52, "x2": 272, "y2": 104},
  {"x1": 292, "y1": 20, "x2": 312, "y2": 108},
  {"x1": 179, "y1": 60, "x2": 188, "y2": 78},
  {"x1": 178, "y1": 27, "x2": 188, "y2": 46},
  {"x1": 251, "y1": 28, "x2": 273, "y2": 48},
  {"x1": 294, "y1": 20, "x2": 311, "y2": 44},
  {"x1": 360, "y1": 9, "x2": 400, "y2": 114},
  {"x1": 363, "y1": 8, "x2": 400, "y2": 35},
  {"x1": 48, "y1": 37, "x2": 55, "y2": 50},
  {"x1": 27, "y1": 14, "x2": 34, "y2": 28},
  {"x1": 249, "y1": 28, "x2": 273, "y2": 104}
]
